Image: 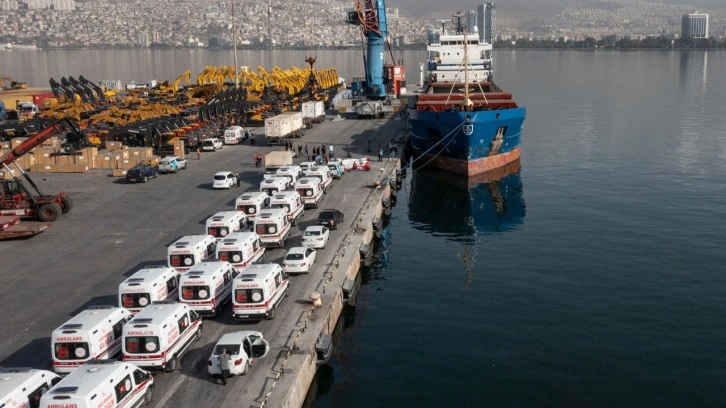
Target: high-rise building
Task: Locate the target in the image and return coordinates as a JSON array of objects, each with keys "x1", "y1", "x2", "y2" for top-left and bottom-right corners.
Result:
[
  {"x1": 477, "y1": 4, "x2": 485, "y2": 41},
  {"x1": 484, "y1": 3, "x2": 495, "y2": 44},
  {"x1": 682, "y1": 12, "x2": 709, "y2": 39}
]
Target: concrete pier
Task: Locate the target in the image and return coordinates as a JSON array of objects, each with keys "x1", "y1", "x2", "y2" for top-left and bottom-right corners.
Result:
[{"x1": 0, "y1": 111, "x2": 406, "y2": 407}]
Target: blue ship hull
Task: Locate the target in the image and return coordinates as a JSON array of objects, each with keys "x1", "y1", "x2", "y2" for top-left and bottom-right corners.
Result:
[{"x1": 408, "y1": 107, "x2": 526, "y2": 176}]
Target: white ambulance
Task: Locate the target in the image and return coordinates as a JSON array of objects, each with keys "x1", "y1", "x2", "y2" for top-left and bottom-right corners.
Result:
[
  {"x1": 51, "y1": 306, "x2": 133, "y2": 374},
  {"x1": 232, "y1": 263, "x2": 289, "y2": 321},
  {"x1": 235, "y1": 191, "x2": 270, "y2": 223},
  {"x1": 295, "y1": 177, "x2": 324, "y2": 208},
  {"x1": 167, "y1": 234, "x2": 217, "y2": 273},
  {"x1": 275, "y1": 165, "x2": 303, "y2": 186},
  {"x1": 118, "y1": 267, "x2": 181, "y2": 315},
  {"x1": 0, "y1": 368, "x2": 60, "y2": 408},
  {"x1": 205, "y1": 210, "x2": 247, "y2": 240},
  {"x1": 269, "y1": 190, "x2": 305, "y2": 226},
  {"x1": 224, "y1": 125, "x2": 244, "y2": 144},
  {"x1": 303, "y1": 166, "x2": 332, "y2": 192},
  {"x1": 39, "y1": 360, "x2": 153, "y2": 408},
  {"x1": 215, "y1": 232, "x2": 265, "y2": 268},
  {"x1": 122, "y1": 303, "x2": 202, "y2": 372},
  {"x1": 178, "y1": 261, "x2": 238, "y2": 317},
  {"x1": 252, "y1": 208, "x2": 291, "y2": 248},
  {"x1": 259, "y1": 177, "x2": 289, "y2": 196}
]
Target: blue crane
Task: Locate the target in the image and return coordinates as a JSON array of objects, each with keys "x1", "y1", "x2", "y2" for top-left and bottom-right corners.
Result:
[{"x1": 347, "y1": 0, "x2": 401, "y2": 100}]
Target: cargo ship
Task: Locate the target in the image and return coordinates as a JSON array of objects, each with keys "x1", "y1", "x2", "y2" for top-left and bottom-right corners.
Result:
[{"x1": 408, "y1": 7, "x2": 526, "y2": 176}]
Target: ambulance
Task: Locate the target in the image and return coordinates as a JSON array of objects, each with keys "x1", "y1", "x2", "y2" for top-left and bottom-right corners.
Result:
[
  {"x1": 51, "y1": 306, "x2": 133, "y2": 374},
  {"x1": 232, "y1": 263, "x2": 289, "y2": 321},
  {"x1": 303, "y1": 166, "x2": 332, "y2": 192},
  {"x1": 295, "y1": 177, "x2": 324, "y2": 208},
  {"x1": 118, "y1": 267, "x2": 181, "y2": 315},
  {"x1": 275, "y1": 165, "x2": 303, "y2": 186},
  {"x1": 205, "y1": 210, "x2": 248, "y2": 240},
  {"x1": 215, "y1": 232, "x2": 266, "y2": 268},
  {"x1": 178, "y1": 261, "x2": 238, "y2": 317},
  {"x1": 259, "y1": 177, "x2": 289, "y2": 196},
  {"x1": 39, "y1": 360, "x2": 153, "y2": 408},
  {"x1": 0, "y1": 368, "x2": 59, "y2": 408},
  {"x1": 252, "y1": 208, "x2": 291, "y2": 248},
  {"x1": 167, "y1": 234, "x2": 217, "y2": 273},
  {"x1": 269, "y1": 190, "x2": 305, "y2": 226},
  {"x1": 122, "y1": 303, "x2": 202, "y2": 372},
  {"x1": 235, "y1": 191, "x2": 270, "y2": 223}
]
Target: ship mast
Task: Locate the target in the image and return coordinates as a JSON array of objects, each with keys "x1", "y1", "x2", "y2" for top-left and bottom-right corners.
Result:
[{"x1": 454, "y1": 12, "x2": 470, "y2": 112}]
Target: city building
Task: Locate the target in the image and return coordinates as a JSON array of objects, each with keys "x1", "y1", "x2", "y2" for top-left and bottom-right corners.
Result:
[{"x1": 682, "y1": 12, "x2": 709, "y2": 39}]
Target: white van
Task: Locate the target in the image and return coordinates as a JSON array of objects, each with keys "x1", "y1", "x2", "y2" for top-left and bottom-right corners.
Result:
[
  {"x1": 224, "y1": 126, "x2": 244, "y2": 145},
  {"x1": 259, "y1": 177, "x2": 289, "y2": 196},
  {"x1": 269, "y1": 190, "x2": 305, "y2": 226},
  {"x1": 167, "y1": 234, "x2": 217, "y2": 273},
  {"x1": 253, "y1": 208, "x2": 291, "y2": 248},
  {"x1": 205, "y1": 210, "x2": 248, "y2": 240},
  {"x1": 39, "y1": 360, "x2": 153, "y2": 408},
  {"x1": 235, "y1": 191, "x2": 270, "y2": 222},
  {"x1": 122, "y1": 303, "x2": 202, "y2": 372},
  {"x1": 118, "y1": 267, "x2": 181, "y2": 315},
  {"x1": 178, "y1": 261, "x2": 238, "y2": 317},
  {"x1": 295, "y1": 177, "x2": 324, "y2": 208},
  {"x1": 304, "y1": 166, "x2": 332, "y2": 192},
  {"x1": 51, "y1": 306, "x2": 133, "y2": 374},
  {"x1": 0, "y1": 368, "x2": 60, "y2": 408},
  {"x1": 201, "y1": 138, "x2": 223, "y2": 151},
  {"x1": 275, "y1": 165, "x2": 303, "y2": 186},
  {"x1": 232, "y1": 263, "x2": 289, "y2": 321},
  {"x1": 216, "y1": 232, "x2": 265, "y2": 268}
]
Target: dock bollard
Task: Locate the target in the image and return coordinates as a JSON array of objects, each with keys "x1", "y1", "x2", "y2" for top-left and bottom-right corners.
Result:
[{"x1": 310, "y1": 292, "x2": 322, "y2": 308}]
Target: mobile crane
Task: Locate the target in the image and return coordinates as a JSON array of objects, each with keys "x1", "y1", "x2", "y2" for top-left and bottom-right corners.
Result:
[
  {"x1": 1, "y1": 119, "x2": 80, "y2": 233},
  {"x1": 346, "y1": 0, "x2": 406, "y2": 118}
]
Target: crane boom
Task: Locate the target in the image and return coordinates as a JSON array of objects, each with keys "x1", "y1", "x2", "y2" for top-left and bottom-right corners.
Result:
[
  {"x1": 348, "y1": 0, "x2": 388, "y2": 99},
  {"x1": 1, "y1": 119, "x2": 83, "y2": 165}
]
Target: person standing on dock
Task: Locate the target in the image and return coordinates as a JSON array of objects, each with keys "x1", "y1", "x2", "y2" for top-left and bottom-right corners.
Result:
[
  {"x1": 219, "y1": 348, "x2": 231, "y2": 385},
  {"x1": 367, "y1": 139, "x2": 372, "y2": 153},
  {"x1": 304, "y1": 144, "x2": 309, "y2": 158},
  {"x1": 196, "y1": 148, "x2": 201, "y2": 160},
  {"x1": 377, "y1": 145, "x2": 383, "y2": 162}
]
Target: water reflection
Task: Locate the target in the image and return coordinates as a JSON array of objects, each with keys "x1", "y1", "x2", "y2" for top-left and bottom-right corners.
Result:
[{"x1": 408, "y1": 159, "x2": 526, "y2": 243}]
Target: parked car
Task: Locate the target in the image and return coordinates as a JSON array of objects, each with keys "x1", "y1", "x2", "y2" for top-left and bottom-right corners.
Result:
[
  {"x1": 202, "y1": 138, "x2": 223, "y2": 151},
  {"x1": 301, "y1": 225, "x2": 329, "y2": 249},
  {"x1": 213, "y1": 171, "x2": 238, "y2": 189},
  {"x1": 158, "y1": 156, "x2": 188, "y2": 173},
  {"x1": 207, "y1": 331, "x2": 270, "y2": 377},
  {"x1": 126, "y1": 164, "x2": 157, "y2": 183},
  {"x1": 282, "y1": 246, "x2": 317, "y2": 274},
  {"x1": 316, "y1": 209, "x2": 344, "y2": 230}
]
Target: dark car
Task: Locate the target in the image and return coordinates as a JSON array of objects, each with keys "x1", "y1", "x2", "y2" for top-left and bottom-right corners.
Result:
[
  {"x1": 126, "y1": 164, "x2": 157, "y2": 183},
  {"x1": 316, "y1": 209, "x2": 344, "y2": 230}
]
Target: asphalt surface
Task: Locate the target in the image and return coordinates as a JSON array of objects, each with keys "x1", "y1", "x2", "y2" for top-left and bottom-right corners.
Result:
[{"x1": 0, "y1": 113, "x2": 407, "y2": 407}]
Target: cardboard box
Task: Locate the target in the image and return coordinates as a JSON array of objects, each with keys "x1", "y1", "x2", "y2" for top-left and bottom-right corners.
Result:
[
  {"x1": 116, "y1": 159, "x2": 132, "y2": 169},
  {"x1": 56, "y1": 164, "x2": 88, "y2": 173},
  {"x1": 11, "y1": 137, "x2": 28, "y2": 149},
  {"x1": 82, "y1": 147, "x2": 99, "y2": 157},
  {"x1": 14, "y1": 154, "x2": 34, "y2": 170},
  {"x1": 112, "y1": 169, "x2": 127, "y2": 177},
  {"x1": 113, "y1": 150, "x2": 130, "y2": 160},
  {"x1": 54, "y1": 155, "x2": 72, "y2": 165},
  {"x1": 173, "y1": 140, "x2": 185, "y2": 159},
  {"x1": 96, "y1": 154, "x2": 115, "y2": 170},
  {"x1": 0, "y1": 168, "x2": 18, "y2": 179},
  {"x1": 32, "y1": 148, "x2": 56, "y2": 165},
  {"x1": 41, "y1": 136, "x2": 59, "y2": 147},
  {"x1": 30, "y1": 164, "x2": 55, "y2": 173},
  {"x1": 0, "y1": 141, "x2": 10, "y2": 149},
  {"x1": 140, "y1": 147, "x2": 154, "y2": 158}
]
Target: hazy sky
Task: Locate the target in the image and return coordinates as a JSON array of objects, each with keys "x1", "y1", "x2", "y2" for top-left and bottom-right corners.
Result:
[{"x1": 384, "y1": 0, "x2": 724, "y2": 19}]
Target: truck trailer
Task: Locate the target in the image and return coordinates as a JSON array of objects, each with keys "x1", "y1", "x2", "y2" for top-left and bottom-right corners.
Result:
[{"x1": 264, "y1": 112, "x2": 304, "y2": 146}]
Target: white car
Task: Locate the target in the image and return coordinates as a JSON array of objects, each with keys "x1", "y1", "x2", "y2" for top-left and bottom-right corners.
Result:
[
  {"x1": 207, "y1": 331, "x2": 270, "y2": 377},
  {"x1": 282, "y1": 246, "x2": 317, "y2": 274},
  {"x1": 158, "y1": 156, "x2": 188, "y2": 173},
  {"x1": 301, "y1": 225, "x2": 329, "y2": 249},
  {"x1": 201, "y1": 138, "x2": 223, "y2": 151},
  {"x1": 213, "y1": 171, "x2": 238, "y2": 189}
]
